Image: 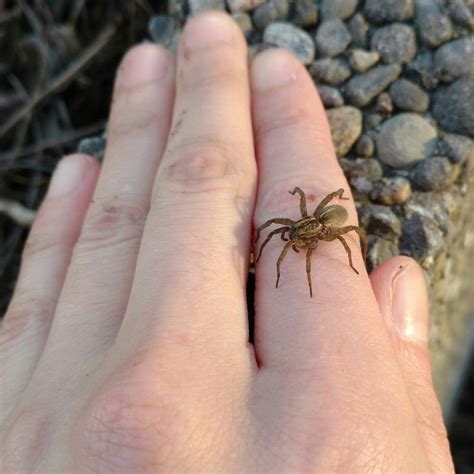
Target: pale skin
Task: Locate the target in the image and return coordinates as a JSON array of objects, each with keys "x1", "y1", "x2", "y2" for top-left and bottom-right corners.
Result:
[{"x1": 0, "y1": 12, "x2": 454, "y2": 473}]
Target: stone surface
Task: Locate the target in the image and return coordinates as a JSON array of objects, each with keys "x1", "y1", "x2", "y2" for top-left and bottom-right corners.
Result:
[
  {"x1": 433, "y1": 78, "x2": 474, "y2": 137},
  {"x1": 413, "y1": 156, "x2": 458, "y2": 191},
  {"x1": 317, "y1": 85, "x2": 344, "y2": 108},
  {"x1": 346, "y1": 64, "x2": 401, "y2": 106},
  {"x1": 418, "y1": 10, "x2": 453, "y2": 48},
  {"x1": 347, "y1": 49, "x2": 380, "y2": 73},
  {"x1": 364, "y1": 113, "x2": 383, "y2": 130},
  {"x1": 437, "y1": 133, "x2": 474, "y2": 164},
  {"x1": 148, "y1": 15, "x2": 177, "y2": 48},
  {"x1": 409, "y1": 50, "x2": 437, "y2": 89},
  {"x1": 376, "y1": 113, "x2": 438, "y2": 168},
  {"x1": 354, "y1": 134, "x2": 374, "y2": 157},
  {"x1": 320, "y1": 0, "x2": 358, "y2": 21},
  {"x1": 348, "y1": 13, "x2": 369, "y2": 48},
  {"x1": 358, "y1": 204, "x2": 401, "y2": 241},
  {"x1": 227, "y1": 0, "x2": 265, "y2": 13},
  {"x1": 253, "y1": 0, "x2": 289, "y2": 29},
  {"x1": 375, "y1": 92, "x2": 393, "y2": 114},
  {"x1": 370, "y1": 177, "x2": 412, "y2": 204},
  {"x1": 371, "y1": 23, "x2": 417, "y2": 64},
  {"x1": 232, "y1": 12, "x2": 253, "y2": 35},
  {"x1": 340, "y1": 157, "x2": 383, "y2": 180},
  {"x1": 309, "y1": 57, "x2": 352, "y2": 85},
  {"x1": 351, "y1": 176, "x2": 374, "y2": 200},
  {"x1": 188, "y1": 0, "x2": 225, "y2": 13},
  {"x1": 293, "y1": 0, "x2": 318, "y2": 27},
  {"x1": 78, "y1": 136, "x2": 106, "y2": 159},
  {"x1": 167, "y1": 0, "x2": 187, "y2": 20},
  {"x1": 366, "y1": 235, "x2": 399, "y2": 272},
  {"x1": 449, "y1": 0, "x2": 474, "y2": 29},
  {"x1": 327, "y1": 106, "x2": 363, "y2": 156},
  {"x1": 315, "y1": 19, "x2": 352, "y2": 57},
  {"x1": 434, "y1": 37, "x2": 474, "y2": 83},
  {"x1": 364, "y1": 0, "x2": 415, "y2": 24},
  {"x1": 263, "y1": 22, "x2": 315, "y2": 64},
  {"x1": 389, "y1": 79, "x2": 430, "y2": 112},
  {"x1": 400, "y1": 213, "x2": 444, "y2": 260}
]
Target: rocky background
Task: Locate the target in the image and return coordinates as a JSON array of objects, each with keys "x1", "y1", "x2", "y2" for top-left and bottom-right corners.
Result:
[{"x1": 0, "y1": 0, "x2": 473, "y2": 470}]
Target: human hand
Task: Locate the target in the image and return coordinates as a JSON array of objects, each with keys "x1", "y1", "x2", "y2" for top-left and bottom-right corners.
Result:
[{"x1": 1, "y1": 12, "x2": 453, "y2": 473}]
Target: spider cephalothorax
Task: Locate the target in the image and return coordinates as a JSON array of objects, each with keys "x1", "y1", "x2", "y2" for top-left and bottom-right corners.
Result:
[{"x1": 255, "y1": 187, "x2": 368, "y2": 297}]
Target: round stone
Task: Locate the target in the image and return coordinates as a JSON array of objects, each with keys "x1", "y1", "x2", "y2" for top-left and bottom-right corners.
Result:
[
  {"x1": 227, "y1": 0, "x2": 265, "y2": 12},
  {"x1": 315, "y1": 18, "x2": 352, "y2": 57},
  {"x1": 320, "y1": 0, "x2": 358, "y2": 20},
  {"x1": 317, "y1": 85, "x2": 344, "y2": 108},
  {"x1": 434, "y1": 37, "x2": 474, "y2": 83},
  {"x1": 412, "y1": 156, "x2": 458, "y2": 191},
  {"x1": 263, "y1": 22, "x2": 315, "y2": 65},
  {"x1": 437, "y1": 133, "x2": 474, "y2": 165},
  {"x1": 347, "y1": 49, "x2": 380, "y2": 73},
  {"x1": 376, "y1": 114, "x2": 438, "y2": 168},
  {"x1": 326, "y1": 106, "x2": 363, "y2": 157},
  {"x1": 358, "y1": 205, "x2": 401, "y2": 241},
  {"x1": 371, "y1": 23, "x2": 417, "y2": 64},
  {"x1": 293, "y1": 0, "x2": 318, "y2": 27},
  {"x1": 389, "y1": 79, "x2": 430, "y2": 112},
  {"x1": 348, "y1": 13, "x2": 369, "y2": 48},
  {"x1": 148, "y1": 15, "x2": 177, "y2": 47},
  {"x1": 309, "y1": 58, "x2": 352, "y2": 85},
  {"x1": 253, "y1": 0, "x2": 289, "y2": 30},
  {"x1": 370, "y1": 177, "x2": 412, "y2": 205},
  {"x1": 354, "y1": 134, "x2": 375, "y2": 157},
  {"x1": 364, "y1": 0, "x2": 414, "y2": 24},
  {"x1": 418, "y1": 11, "x2": 453, "y2": 48}
]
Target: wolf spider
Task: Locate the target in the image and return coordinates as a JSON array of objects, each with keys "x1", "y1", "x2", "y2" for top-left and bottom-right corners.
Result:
[{"x1": 255, "y1": 187, "x2": 368, "y2": 297}]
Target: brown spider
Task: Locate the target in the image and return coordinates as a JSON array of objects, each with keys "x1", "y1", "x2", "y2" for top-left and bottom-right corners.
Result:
[{"x1": 255, "y1": 187, "x2": 368, "y2": 297}]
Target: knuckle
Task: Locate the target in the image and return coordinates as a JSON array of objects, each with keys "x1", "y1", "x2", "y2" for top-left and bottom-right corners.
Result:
[
  {"x1": 74, "y1": 196, "x2": 147, "y2": 254},
  {"x1": 161, "y1": 137, "x2": 244, "y2": 194}
]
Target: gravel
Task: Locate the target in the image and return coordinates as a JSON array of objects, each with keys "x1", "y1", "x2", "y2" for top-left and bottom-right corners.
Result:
[
  {"x1": 375, "y1": 92, "x2": 393, "y2": 114},
  {"x1": 389, "y1": 79, "x2": 430, "y2": 112},
  {"x1": 317, "y1": 85, "x2": 344, "y2": 108},
  {"x1": 293, "y1": 0, "x2": 318, "y2": 27},
  {"x1": 370, "y1": 177, "x2": 412, "y2": 204},
  {"x1": 371, "y1": 23, "x2": 417, "y2": 64},
  {"x1": 326, "y1": 106, "x2": 362, "y2": 156},
  {"x1": 309, "y1": 57, "x2": 352, "y2": 85},
  {"x1": 232, "y1": 12, "x2": 253, "y2": 35},
  {"x1": 437, "y1": 133, "x2": 474, "y2": 165},
  {"x1": 348, "y1": 13, "x2": 369, "y2": 48},
  {"x1": 363, "y1": 0, "x2": 415, "y2": 24},
  {"x1": 448, "y1": 0, "x2": 474, "y2": 29},
  {"x1": 358, "y1": 204, "x2": 401, "y2": 241},
  {"x1": 315, "y1": 18, "x2": 352, "y2": 57},
  {"x1": 347, "y1": 49, "x2": 380, "y2": 73},
  {"x1": 263, "y1": 22, "x2": 315, "y2": 65},
  {"x1": 433, "y1": 78, "x2": 474, "y2": 137},
  {"x1": 188, "y1": 0, "x2": 225, "y2": 13},
  {"x1": 253, "y1": 0, "x2": 289, "y2": 29},
  {"x1": 413, "y1": 156, "x2": 458, "y2": 191},
  {"x1": 346, "y1": 64, "x2": 401, "y2": 106},
  {"x1": 400, "y1": 213, "x2": 444, "y2": 260},
  {"x1": 434, "y1": 36, "x2": 474, "y2": 83},
  {"x1": 227, "y1": 0, "x2": 265, "y2": 13},
  {"x1": 376, "y1": 113, "x2": 438, "y2": 168},
  {"x1": 418, "y1": 10, "x2": 453, "y2": 48},
  {"x1": 366, "y1": 236, "x2": 399, "y2": 272},
  {"x1": 320, "y1": 0, "x2": 358, "y2": 21},
  {"x1": 354, "y1": 134, "x2": 374, "y2": 157},
  {"x1": 339, "y1": 158, "x2": 383, "y2": 181}
]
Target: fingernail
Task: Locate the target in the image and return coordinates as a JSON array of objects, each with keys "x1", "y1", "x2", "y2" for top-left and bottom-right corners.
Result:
[
  {"x1": 117, "y1": 44, "x2": 170, "y2": 88},
  {"x1": 183, "y1": 12, "x2": 234, "y2": 51},
  {"x1": 47, "y1": 155, "x2": 87, "y2": 198},
  {"x1": 391, "y1": 262, "x2": 429, "y2": 344},
  {"x1": 252, "y1": 49, "x2": 298, "y2": 91}
]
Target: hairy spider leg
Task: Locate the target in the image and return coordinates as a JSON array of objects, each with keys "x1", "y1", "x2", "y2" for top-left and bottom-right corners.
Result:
[
  {"x1": 289, "y1": 187, "x2": 308, "y2": 217},
  {"x1": 306, "y1": 247, "x2": 313, "y2": 297},
  {"x1": 276, "y1": 241, "x2": 293, "y2": 288},
  {"x1": 255, "y1": 218, "x2": 294, "y2": 243},
  {"x1": 322, "y1": 225, "x2": 368, "y2": 262},
  {"x1": 256, "y1": 226, "x2": 290, "y2": 262},
  {"x1": 292, "y1": 245, "x2": 300, "y2": 253},
  {"x1": 313, "y1": 188, "x2": 349, "y2": 218},
  {"x1": 336, "y1": 236, "x2": 359, "y2": 275}
]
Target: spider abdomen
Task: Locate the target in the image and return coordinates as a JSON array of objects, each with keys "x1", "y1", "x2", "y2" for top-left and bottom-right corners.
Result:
[{"x1": 318, "y1": 205, "x2": 348, "y2": 227}]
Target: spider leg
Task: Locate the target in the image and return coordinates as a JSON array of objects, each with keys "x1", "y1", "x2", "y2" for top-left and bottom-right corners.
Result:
[
  {"x1": 276, "y1": 241, "x2": 293, "y2": 289},
  {"x1": 336, "y1": 236, "x2": 358, "y2": 275},
  {"x1": 289, "y1": 187, "x2": 308, "y2": 217},
  {"x1": 331, "y1": 225, "x2": 368, "y2": 261},
  {"x1": 306, "y1": 247, "x2": 315, "y2": 297},
  {"x1": 256, "y1": 226, "x2": 290, "y2": 262},
  {"x1": 255, "y1": 218, "x2": 294, "y2": 242},
  {"x1": 313, "y1": 188, "x2": 348, "y2": 218},
  {"x1": 292, "y1": 245, "x2": 300, "y2": 253}
]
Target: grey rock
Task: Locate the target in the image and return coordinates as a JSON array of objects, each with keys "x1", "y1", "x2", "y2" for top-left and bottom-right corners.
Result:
[
  {"x1": 253, "y1": 0, "x2": 289, "y2": 29},
  {"x1": 358, "y1": 205, "x2": 401, "y2": 241},
  {"x1": 370, "y1": 177, "x2": 412, "y2": 204},
  {"x1": 418, "y1": 11, "x2": 453, "y2": 48},
  {"x1": 232, "y1": 12, "x2": 253, "y2": 36},
  {"x1": 317, "y1": 85, "x2": 344, "y2": 108},
  {"x1": 148, "y1": 15, "x2": 177, "y2": 48},
  {"x1": 348, "y1": 13, "x2": 369, "y2": 48},
  {"x1": 433, "y1": 78, "x2": 474, "y2": 137},
  {"x1": 366, "y1": 235, "x2": 399, "y2": 272},
  {"x1": 449, "y1": 0, "x2": 474, "y2": 29},
  {"x1": 434, "y1": 37, "x2": 474, "y2": 82},
  {"x1": 408, "y1": 51, "x2": 438, "y2": 89},
  {"x1": 340, "y1": 157, "x2": 383, "y2": 180},
  {"x1": 376, "y1": 113, "x2": 437, "y2": 168},
  {"x1": 375, "y1": 92, "x2": 393, "y2": 113},
  {"x1": 371, "y1": 23, "x2": 417, "y2": 64},
  {"x1": 413, "y1": 156, "x2": 458, "y2": 191},
  {"x1": 354, "y1": 134, "x2": 375, "y2": 156},
  {"x1": 351, "y1": 176, "x2": 374, "y2": 200},
  {"x1": 321, "y1": 0, "x2": 358, "y2": 21},
  {"x1": 293, "y1": 0, "x2": 318, "y2": 27},
  {"x1": 348, "y1": 49, "x2": 380, "y2": 73},
  {"x1": 364, "y1": 113, "x2": 383, "y2": 130},
  {"x1": 327, "y1": 106, "x2": 363, "y2": 156},
  {"x1": 227, "y1": 0, "x2": 266, "y2": 13},
  {"x1": 364, "y1": 0, "x2": 415, "y2": 24},
  {"x1": 188, "y1": 0, "x2": 225, "y2": 13},
  {"x1": 309, "y1": 58, "x2": 352, "y2": 85},
  {"x1": 78, "y1": 136, "x2": 106, "y2": 160},
  {"x1": 263, "y1": 22, "x2": 315, "y2": 65},
  {"x1": 400, "y1": 214, "x2": 444, "y2": 260},
  {"x1": 346, "y1": 64, "x2": 401, "y2": 106},
  {"x1": 167, "y1": 0, "x2": 187, "y2": 20},
  {"x1": 315, "y1": 19, "x2": 352, "y2": 57},
  {"x1": 389, "y1": 79, "x2": 430, "y2": 112},
  {"x1": 437, "y1": 133, "x2": 474, "y2": 164}
]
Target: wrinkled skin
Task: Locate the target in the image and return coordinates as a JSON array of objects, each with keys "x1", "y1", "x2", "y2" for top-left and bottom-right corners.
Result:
[{"x1": 0, "y1": 12, "x2": 453, "y2": 474}]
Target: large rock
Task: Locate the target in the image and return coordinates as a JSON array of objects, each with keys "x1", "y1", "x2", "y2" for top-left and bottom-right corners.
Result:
[
  {"x1": 371, "y1": 23, "x2": 417, "y2": 64},
  {"x1": 326, "y1": 106, "x2": 362, "y2": 157},
  {"x1": 388, "y1": 79, "x2": 430, "y2": 112},
  {"x1": 434, "y1": 37, "x2": 474, "y2": 82},
  {"x1": 376, "y1": 113, "x2": 437, "y2": 168}
]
